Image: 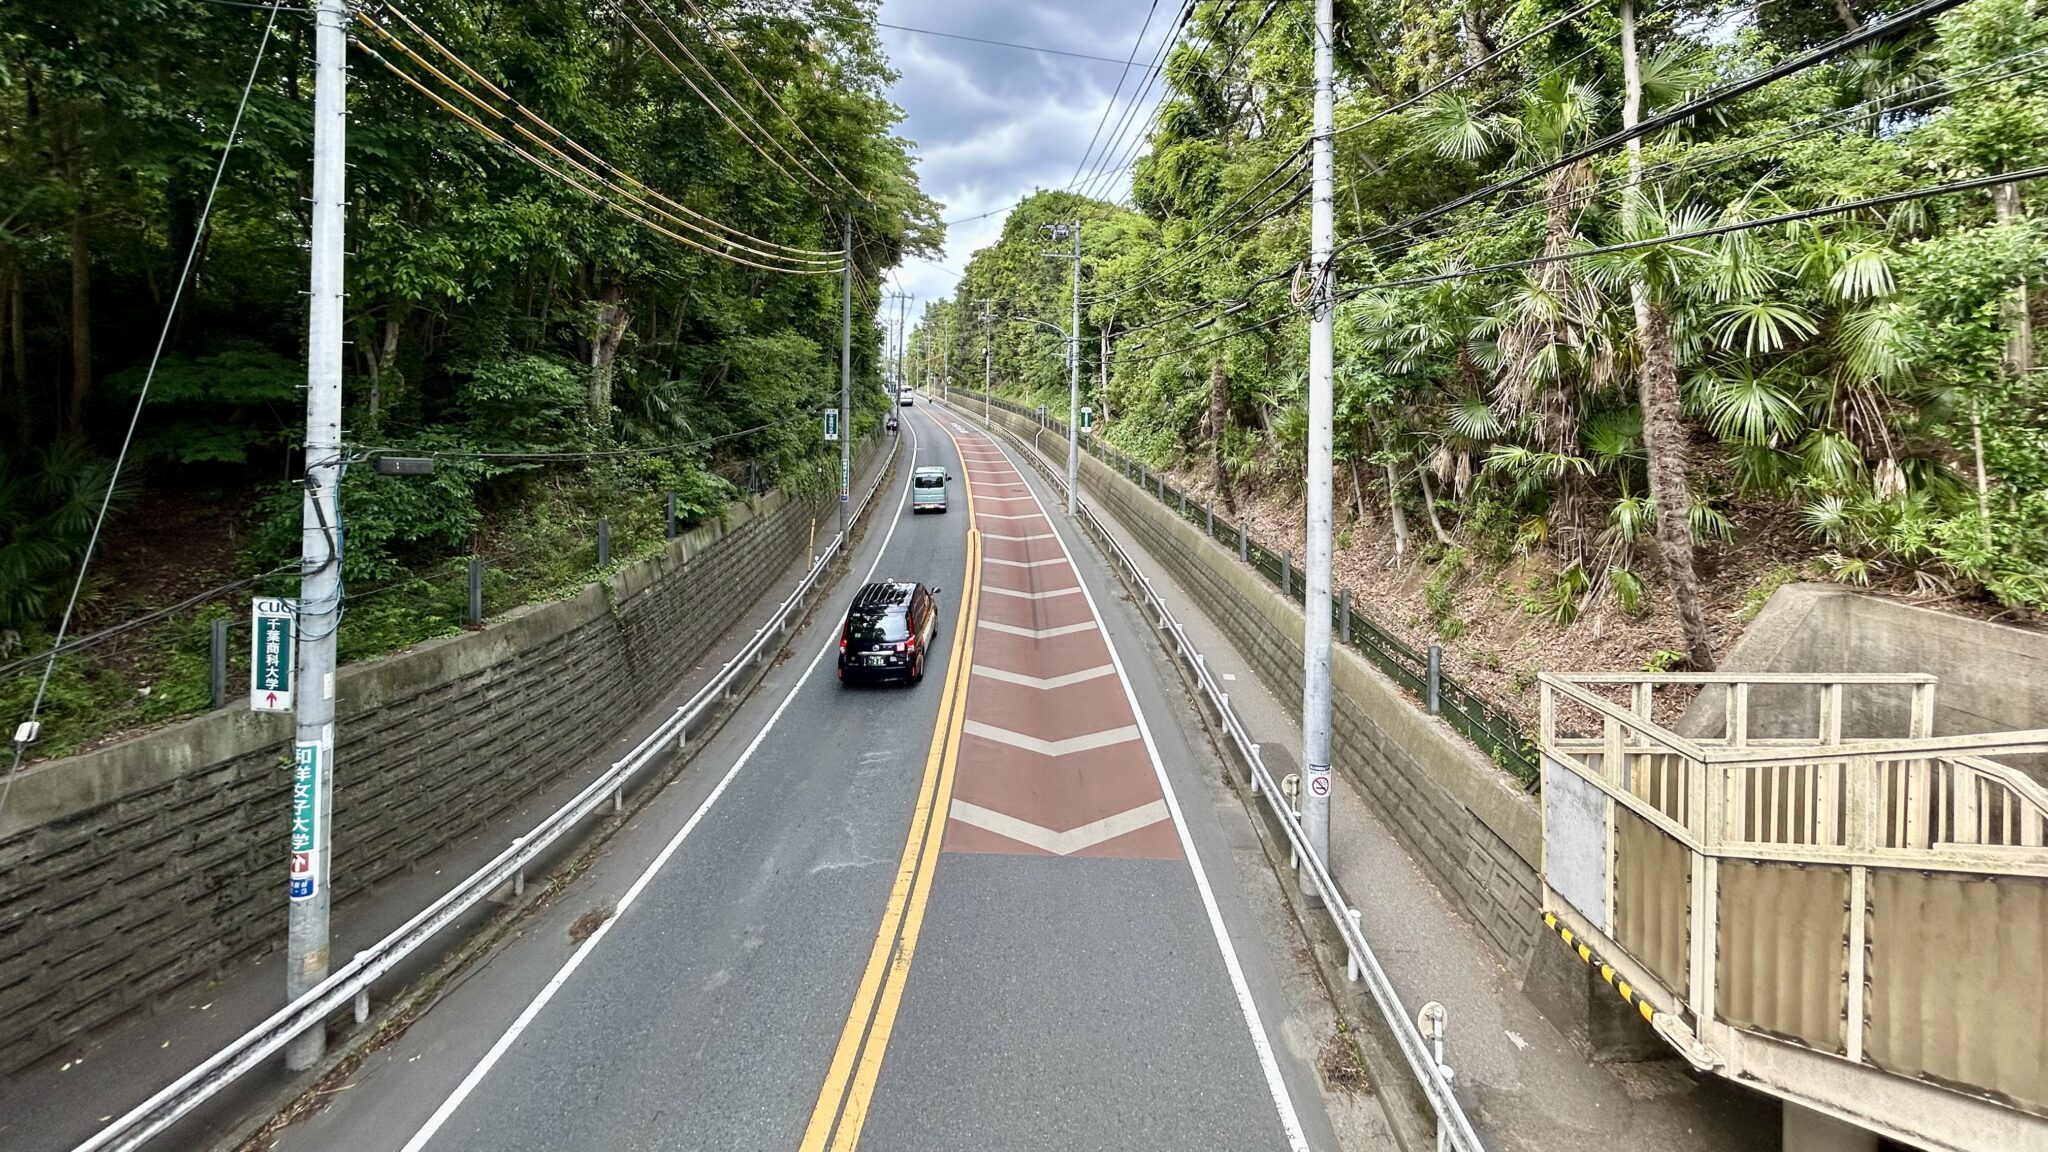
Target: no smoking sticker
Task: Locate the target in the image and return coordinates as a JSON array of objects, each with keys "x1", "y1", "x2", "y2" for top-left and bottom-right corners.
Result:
[{"x1": 1310, "y1": 775, "x2": 1331, "y2": 797}]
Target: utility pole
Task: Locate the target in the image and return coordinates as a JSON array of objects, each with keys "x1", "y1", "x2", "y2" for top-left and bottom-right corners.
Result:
[
  {"x1": 1042, "y1": 222, "x2": 1082, "y2": 514},
  {"x1": 978, "y1": 298, "x2": 994, "y2": 428},
  {"x1": 1300, "y1": 0, "x2": 1336, "y2": 898},
  {"x1": 839, "y1": 214, "x2": 852, "y2": 545},
  {"x1": 942, "y1": 308, "x2": 951, "y2": 403},
  {"x1": 288, "y1": 0, "x2": 347, "y2": 1071}
]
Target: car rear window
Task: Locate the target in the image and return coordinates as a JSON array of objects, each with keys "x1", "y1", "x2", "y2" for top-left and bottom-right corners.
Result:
[
  {"x1": 913, "y1": 474, "x2": 943, "y2": 489},
  {"x1": 848, "y1": 610, "x2": 910, "y2": 642}
]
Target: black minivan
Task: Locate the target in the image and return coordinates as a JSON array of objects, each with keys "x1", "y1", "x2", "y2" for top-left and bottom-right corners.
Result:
[{"x1": 837, "y1": 580, "x2": 940, "y2": 685}]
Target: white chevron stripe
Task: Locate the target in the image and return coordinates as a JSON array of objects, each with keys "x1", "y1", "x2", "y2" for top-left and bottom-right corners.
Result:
[
  {"x1": 980, "y1": 585, "x2": 1080, "y2": 601},
  {"x1": 977, "y1": 619, "x2": 1097, "y2": 639},
  {"x1": 961, "y1": 719, "x2": 1140, "y2": 756},
  {"x1": 982, "y1": 556, "x2": 1066, "y2": 569},
  {"x1": 975, "y1": 512, "x2": 1046, "y2": 521},
  {"x1": 948, "y1": 799, "x2": 1170, "y2": 855},
  {"x1": 971, "y1": 662, "x2": 1115, "y2": 689},
  {"x1": 983, "y1": 532, "x2": 1056, "y2": 542}
]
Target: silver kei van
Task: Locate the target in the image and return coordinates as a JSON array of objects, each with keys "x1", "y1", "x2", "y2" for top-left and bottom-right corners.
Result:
[{"x1": 911, "y1": 466, "x2": 950, "y2": 513}]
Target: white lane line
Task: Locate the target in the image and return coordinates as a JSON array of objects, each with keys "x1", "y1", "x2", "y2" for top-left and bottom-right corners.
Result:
[
  {"x1": 970, "y1": 662, "x2": 1115, "y2": 689},
  {"x1": 976, "y1": 619, "x2": 1098, "y2": 640},
  {"x1": 982, "y1": 556, "x2": 1066, "y2": 569},
  {"x1": 973, "y1": 422, "x2": 1313, "y2": 1152},
  {"x1": 397, "y1": 419, "x2": 938, "y2": 1152},
  {"x1": 982, "y1": 532, "x2": 1057, "y2": 542},
  {"x1": 947, "y1": 799, "x2": 1169, "y2": 856},
  {"x1": 960, "y1": 719, "x2": 1141, "y2": 757},
  {"x1": 980, "y1": 586, "x2": 1081, "y2": 601}
]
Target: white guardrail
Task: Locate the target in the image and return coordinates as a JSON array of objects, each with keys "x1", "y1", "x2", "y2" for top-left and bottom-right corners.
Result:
[
  {"x1": 74, "y1": 434, "x2": 902, "y2": 1152},
  {"x1": 953, "y1": 399, "x2": 1484, "y2": 1152}
]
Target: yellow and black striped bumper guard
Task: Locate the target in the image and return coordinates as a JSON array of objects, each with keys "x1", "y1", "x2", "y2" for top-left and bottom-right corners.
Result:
[{"x1": 1542, "y1": 910, "x2": 1658, "y2": 1024}]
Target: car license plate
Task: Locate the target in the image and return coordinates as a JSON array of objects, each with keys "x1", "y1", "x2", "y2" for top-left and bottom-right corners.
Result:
[{"x1": 867, "y1": 654, "x2": 888, "y2": 666}]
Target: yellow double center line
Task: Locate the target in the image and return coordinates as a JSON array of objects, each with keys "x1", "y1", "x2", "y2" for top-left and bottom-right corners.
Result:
[{"x1": 801, "y1": 429, "x2": 981, "y2": 1152}]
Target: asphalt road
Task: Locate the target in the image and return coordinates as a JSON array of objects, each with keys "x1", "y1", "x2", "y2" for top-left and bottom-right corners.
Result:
[{"x1": 269, "y1": 401, "x2": 1339, "y2": 1152}]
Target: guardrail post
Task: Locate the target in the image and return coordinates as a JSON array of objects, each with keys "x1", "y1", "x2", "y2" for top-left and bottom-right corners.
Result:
[
  {"x1": 209, "y1": 618, "x2": 227, "y2": 710},
  {"x1": 514, "y1": 869, "x2": 525, "y2": 899},
  {"x1": 1347, "y1": 908, "x2": 1363, "y2": 981},
  {"x1": 467, "y1": 557, "x2": 483, "y2": 628},
  {"x1": 666, "y1": 491, "x2": 679, "y2": 539},
  {"x1": 1239, "y1": 523, "x2": 1248, "y2": 562},
  {"x1": 1248, "y1": 742, "x2": 1260, "y2": 793},
  {"x1": 613, "y1": 787, "x2": 624, "y2": 814},
  {"x1": 1283, "y1": 550, "x2": 1293, "y2": 597},
  {"x1": 1179, "y1": 487, "x2": 1187, "y2": 516},
  {"x1": 597, "y1": 518, "x2": 611, "y2": 567},
  {"x1": 1206, "y1": 501, "x2": 1214, "y2": 536},
  {"x1": 1427, "y1": 644, "x2": 1442, "y2": 716},
  {"x1": 1339, "y1": 588, "x2": 1352, "y2": 644},
  {"x1": 354, "y1": 987, "x2": 369, "y2": 1025}
]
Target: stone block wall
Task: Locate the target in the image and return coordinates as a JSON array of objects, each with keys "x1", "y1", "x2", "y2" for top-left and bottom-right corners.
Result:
[{"x1": 0, "y1": 448, "x2": 869, "y2": 1074}]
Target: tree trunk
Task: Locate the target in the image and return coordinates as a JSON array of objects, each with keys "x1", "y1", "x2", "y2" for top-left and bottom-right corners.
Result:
[
  {"x1": 1988, "y1": 181, "x2": 2031, "y2": 540},
  {"x1": 1831, "y1": 0, "x2": 1864, "y2": 31},
  {"x1": 1639, "y1": 302, "x2": 1715, "y2": 669},
  {"x1": 68, "y1": 197, "x2": 91, "y2": 436},
  {"x1": 1210, "y1": 354, "x2": 1235, "y2": 514},
  {"x1": 588, "y1": 275, "x2": 630, "y2": 436},
  {"x1": 1623, "y1": 0, "x2": 1714, "y2": 670},
  {"x1": 362, "y1": 314, "x2": 402, "y2": 432},
  {"x1": 1384, "y1": 460, "x2": 1410, "y2": 562},
  {"x1": 1418, "y1": 467, "x2": 1454, "y2": 545},
  {"x1": 9, "y1": 251, "x2": 25, "y2": 393},
  {"x1": 1349, "y1": 456, "x2": 1369, "y2": 524}
]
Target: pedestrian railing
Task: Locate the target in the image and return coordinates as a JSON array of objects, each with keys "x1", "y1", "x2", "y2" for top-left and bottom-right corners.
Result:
[
  {"x1": 988, "y1": 392, "x2": 1537, "y2": 786},
  {"x1": 956, "y1": 395, "x2": 1484, "y2": 1152},
  {"x1": 70, "y1": 434, "x2": 903, "y2": 1152}
]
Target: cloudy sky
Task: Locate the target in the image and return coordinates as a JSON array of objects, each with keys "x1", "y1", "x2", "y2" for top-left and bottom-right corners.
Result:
[{"x1": 875, "y1": 1, "x2": 1170, "y2": 309}]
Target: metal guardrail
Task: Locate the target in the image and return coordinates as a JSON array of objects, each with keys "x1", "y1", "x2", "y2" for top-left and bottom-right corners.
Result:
[
  {"x1": 954, "y1": 397, "x2": 1485, "y2": 1152},
  {"x1": 989, "y1": 392, "x2": 1538, "y2": 786},
  {"x1": 73, "y1": 434, "x2": 902, "y2": 1152}
]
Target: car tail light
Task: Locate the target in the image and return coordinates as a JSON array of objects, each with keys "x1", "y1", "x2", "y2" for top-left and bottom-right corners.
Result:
[{"x1": 899, "y1": 636, "x2": 916, "y2": 652}]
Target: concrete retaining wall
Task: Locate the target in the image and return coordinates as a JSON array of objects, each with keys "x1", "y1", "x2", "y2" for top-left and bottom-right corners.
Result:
[
  {"x1": 0, "y1": 451, "x2": 867, "y2": 1073},
  {"x1": 1714, "y1": 583, "x2": 2047, "y2": 747}
]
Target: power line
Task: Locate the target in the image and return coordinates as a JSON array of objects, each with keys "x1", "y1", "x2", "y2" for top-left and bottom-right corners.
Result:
[
  {"x1": 1332, "y1": 0, "x2": 1602, "y2": 139},
  {"x1": 1069, "y1": 0, "x2": 1164, "y2": 187},
  {"x1": 1333, "y1": 0, "x2": 1973, "y2": 261},
  {"x1": 1073, "y1": 0, "x2": 1197, "y2": 198},
  {"x1": 626, "y1": 0, "x2": 838, "y2": 202},
  {"x1": 877, "y1": 20, "x2": 1171, "y2": 68},
  {"x1": 673, "y1": 0, "x2": 870, "y2": 204},
  {"x1": 1333, "y1": 40, "x2": 2048, "y2": 278},
  {"x1": 392, "y1": 414, "x2": 814, "y2": 463},
  {"x1": 375, "y1": 4, "x2": 838, "y2": 259},
  {"x1": 2, "y1": 0, "x2": 287, "y2": 823},
  {"x1": 1334, "y1": 162, "x2": 2048, "y2": 303},
  {"x1": 354, "y1": 33, "x2": 842, "y2": 273}
]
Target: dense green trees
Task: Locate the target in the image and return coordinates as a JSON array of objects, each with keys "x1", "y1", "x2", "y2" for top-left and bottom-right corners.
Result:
[
  {"x1": 1, "y1": 0, "x2": 934, "y2": 750},
  {"x1": 935, "y1": 0, "x2": 2047, "y2": 665}
]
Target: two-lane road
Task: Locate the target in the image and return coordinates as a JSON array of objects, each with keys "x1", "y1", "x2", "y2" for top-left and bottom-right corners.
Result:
[{"x1": 272, "y1": 400, "x2": 1340, "y2": 1152}]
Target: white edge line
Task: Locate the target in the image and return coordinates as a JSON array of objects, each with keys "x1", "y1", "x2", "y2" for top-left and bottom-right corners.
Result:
[
  {"x1": 398, "y1": 418, "x2": 932, "y2": 1152},
  {"x1": 967, "y1": 410, "x2": 1313, "y2": 1152}
]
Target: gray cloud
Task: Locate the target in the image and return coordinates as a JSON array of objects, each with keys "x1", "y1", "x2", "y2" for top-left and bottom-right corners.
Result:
[{"x1": 878, "y1": 0, "x2": 1168, "y2": 305}]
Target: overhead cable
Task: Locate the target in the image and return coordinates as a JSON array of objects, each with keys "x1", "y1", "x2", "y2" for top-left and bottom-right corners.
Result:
[
  {"x1": 366, "y1": 11, "x2": 841, "y2": 264},
  {"x1": 1332, "y1": 0, "x2": 1975, "y2": 260}
]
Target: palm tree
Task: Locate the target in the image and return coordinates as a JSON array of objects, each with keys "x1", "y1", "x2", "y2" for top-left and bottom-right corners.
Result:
[{"x1": 1417, "y1": 72, "x2": 1609, "y2": 566}]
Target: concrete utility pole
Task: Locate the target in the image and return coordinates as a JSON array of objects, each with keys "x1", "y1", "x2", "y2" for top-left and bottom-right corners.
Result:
[
  {"x1": 942, "y1": 308, "x2": 951, "y2": 403},
  {"x1": 839, "y1": 214, "x2": 852, "y2": 544},
  {"x1": 1300, "y1": 0, "x2": 1336, "y2": 898},
  {"x1": 288, "y1": 0, "x2": 348, "y2": 1071},
  {"x1": 978, "y1": 298, "x2": 994, "y2": 428},
  {"x1": 1042, "y1": 222, "x2": 1082, "y2": 514}
]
